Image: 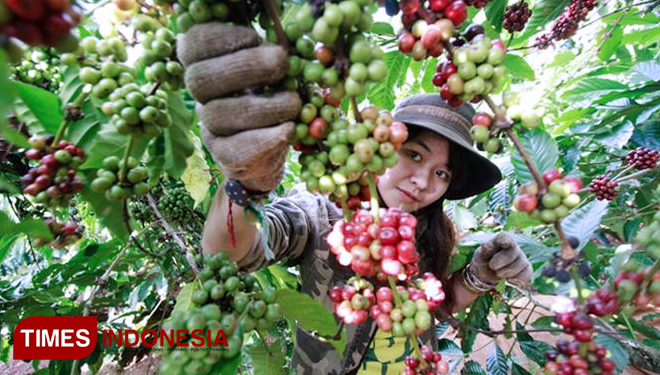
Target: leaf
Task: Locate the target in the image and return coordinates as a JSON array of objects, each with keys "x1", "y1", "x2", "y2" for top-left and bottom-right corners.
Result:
[
  {"x1": 79, "y1": 178, "x2": 129, "y2": 242},
  {"x1": 560, "y1": 200, "x2": 609, "y2": 252},
  {"x1": 438, "y1": 339, "x2": 464, "y2": 374},
  {"x1": 0, "y1": 211, "x2": 51, "y2": 239},
  {"x1": 367, "y1": 51, "x2": 409, "y2": 110},
  {"x1": 531, "y1": 316, "x2": 556, "y2": 331},
  {"x1": 462, "y1": 360, "x2": 487, "y2": 375},
  {"x1": 598, "y1": 25, "x2": 623, "y2": 61},
  {"x1": 79, "y1": 127, "x2": 150, "y2": 170},
  {"x1": 163, "y1": 90, "x2": 195, "y2": 177},
  {"x1": 247, "y1": 339, "x2": 286, "y2": 375},
  {"x1": 510, "y1": 128, "x2": 558, "y2": 183},
  {"x1": 13, "y1": 81, "x2": 64, "y2": 134},
  {"x1": 421, "y1": 58, "x2": 438, "y2": 93},
  {"x1": 516, "y1": 0, "x2": 571, "y2": 42},
  {"x1": 172, "y1": 282, "x2": 195, "y2": 317},
  {"x1": 632, "y1": 61, "x2": 660, "y2": 82},
  {"x1": 484, "y1": 0, "x2": 506, "y2": 32},
  {"x1": 511, "y1": 363, "x2": 532, "y2": 375},
  {"x1": 217, "y1": 353, "x2": 241, "y2": 375},
  {"x1": 596, "y1": 120, "x2": 634, "y2": 149},
  {"x1": 516, "y1": 322, "x2": 554, "y2": 366},
  {"x1": 0, "y1": 121, "x2": 30, "y2": 148},
  {"x1": 546, "y1": 51, "x2": 575, "y2": 69},
  {"x1": 0, "y1": 50, "x2": 16, "y2": 129},
  {"x1": 0, "y1": 233, "x2": 18, "y2": 264},
  {"x1": 276, "y1": 289, "x2": 338, "y2": 336},
  {"x1": 503, "y1": 54, "x2": 535, "y2": 81},
  {"x1": 486, "y1": 344, "x2": 508, "y2": 375},
  {"x1": 370, "y1": 22, "x2": 394, "y2": 36},
  {"x1": 461, "y1": 295, "x2": 493, "y2": 353},
  {"x1": 621, "y1": 26, "x2": 660, "y2": 46},
  {"x1": 450, "y1": 203, "x2": 477, "y2": 232},
  {"x1": 181, "y1": 134, "x2": 210, "y2": 207},
  {"x1": 562, "y1": 78, "x2": 628, "y2": 102},
  {"x1": 593, "y1": 335, "x2": 629, "y2": 370}
]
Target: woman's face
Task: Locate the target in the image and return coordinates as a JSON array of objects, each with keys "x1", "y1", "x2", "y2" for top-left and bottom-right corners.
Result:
[{"x1": 377, "y1": 130, "x2": 452, "y2": 213}]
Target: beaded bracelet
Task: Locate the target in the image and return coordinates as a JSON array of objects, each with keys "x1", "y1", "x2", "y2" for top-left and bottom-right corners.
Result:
[
  {"x1": 224, "y1": 179, "x2": 269, "y2": 207},
  {"x1": 460, "y1": 263, "x2": 496, "y2": 294}
]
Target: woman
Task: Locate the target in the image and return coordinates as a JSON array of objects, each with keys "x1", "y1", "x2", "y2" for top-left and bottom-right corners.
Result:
[{"x1": 180, "y1": 24, "x2": 531, "y2": 375}]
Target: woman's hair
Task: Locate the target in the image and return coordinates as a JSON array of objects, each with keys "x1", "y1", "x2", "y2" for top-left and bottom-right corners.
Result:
[{"x1": 405, "y1": 125, "x2": 468, "y2": 312}]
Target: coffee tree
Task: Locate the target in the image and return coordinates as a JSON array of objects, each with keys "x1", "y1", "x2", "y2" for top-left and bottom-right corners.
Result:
[{"x1": 0, "y1": 0, "x2": 659, "y2": 374}]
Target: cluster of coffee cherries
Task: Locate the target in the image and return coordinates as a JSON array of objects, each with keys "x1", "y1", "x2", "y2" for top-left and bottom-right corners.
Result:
[
  {"x1": 103, "y1": 82, "x2": 172, "y2": 138},
  {"x1": 135, "y1": 16, "x2": 185, "y2": 90},
  {"x1": 282, "y1": 0, "x2": 386, "y2": 99},
  {"x1": 371, "y1": 275, "x2": 444, "y2": 334},
  {"x1": 503, "y1": 93, "x2": 543, "y2": 130},
  {"x1": 468, "y1": 112, "x2": 505, "y2": 154},
  {"x1": 397, "y1": 17, "x2": 454, "y2": 61},
  {"x1": 404, "y1": 345, "x2": 449, "y2": 374},
  {"x1": 156, "y1": 0, "x2": 231, "y2": 32},
  {"x1": 502, "y1": 1, "x2": 532, "y2": 33},
  {"x1": 438, "y1": 32, "x2": 506, "y2": 104},
  {"x1": 22, "y1": 135, "x2": 85, "y2": 208},
  {"x1": 330, "y1": 278, "x2": 375, "y2": 325},
  {"x1": 542, "y1": 239, "x2": 592, "y2": 283},
  {"x1": 588, "y1": 176, "x2": 618, "y2": 201},
  {"x1": 513, "y1": 169, "x2": 582, "y2": 224},
  {"x1": 65, "y1": 35, "x2": 132, "y2": 97},
  {"x1": 158, "y1": 252, "x2": 281, "y2": 375},
  {"x1": 625, "y1": 147, "x2": 659, "y2": 170},
  {"x1": 295, "y1": 103, "x2": 407, "y2": 207},
  {"x1": 158, "y1": 184, "x2": 194, "y2": 223},
  {"x1": 11, "y1": 49, "x2": 62, "y2": 92},
  {"x1": 91, "y1": 156, "x2": 150, "y2": 201},
  {"x1": 327, "y1": 208, "x2": 421, "y2": 280},
  {"x1": 0, "y1": 0, "x2": 80, "y2": 53},
  {"x1": 585, "y1": 287, "x2": 619, "y2": 317},
  {"x1": 34, "y1": 218, "x2": 82, "y2": 249},
  {"x1": 398, "y1": 0, "x2": 468, "y2": 35},
  {"x1": 613, "y1": 266, "x2": 660, "y2": 312},
  {"x1": 536, "y1": 0, "x2": 597, "y2": 48},
  {"x1": 545, "y1": 312, "x2": 616, "y2": 375}
]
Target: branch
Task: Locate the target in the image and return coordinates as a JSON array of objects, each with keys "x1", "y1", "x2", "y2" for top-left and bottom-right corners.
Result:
[
  {"x1": 147, "y1": 194, "x2": 200, "y2": 277},
  {"x1": 262, "y1": 0, "x2": 290, "y2": 51},
  {"x1": 351, "y1": 96, "x2": 363, "y2": 123}
]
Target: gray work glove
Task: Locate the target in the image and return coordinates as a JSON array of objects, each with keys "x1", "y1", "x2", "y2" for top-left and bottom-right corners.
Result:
[
  {"x1": 470, "y1": 233, "x2": 533, "y2": 288},
  {"x1": 177, "y1": 23, "x2": 301, "y2": 191}
]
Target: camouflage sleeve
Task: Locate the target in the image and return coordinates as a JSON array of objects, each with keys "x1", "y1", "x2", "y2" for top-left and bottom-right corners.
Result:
[{"x1": 235, "y1": 184, "x2": 336, "y2": 272}]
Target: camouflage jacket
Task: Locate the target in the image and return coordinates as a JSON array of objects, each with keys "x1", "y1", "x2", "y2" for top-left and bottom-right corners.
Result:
[{"x1": 235, "y1": 184, "x2": 437, "y2": 374}]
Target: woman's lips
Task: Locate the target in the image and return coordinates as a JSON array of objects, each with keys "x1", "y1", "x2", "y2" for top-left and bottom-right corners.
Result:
[{"x1": 397, "y1": 188, "x2": 419, "y2": 202}]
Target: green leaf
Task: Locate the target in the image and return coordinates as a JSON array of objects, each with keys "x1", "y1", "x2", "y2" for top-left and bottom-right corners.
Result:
[
  {"x1": 421, "y1": 58, "x2": 438, "y2": 93},
  {"x1": 0, "y1": 50, "x2": 16, "y2": 129},
  {"x1": 560, "y1": 200, "x2": 609, "y2": 252},
  {"x1": 0, "y1": 121, "x2": 30, "y2": 148},
  {"x1": 546, "y1": 51, "x2": 575, "y2": 69},
  {"x1": 0, "y1": 233, "x2": 18, "y2": 264},
  {"x1": 593, "y1": 335, "x2": 629, "y2": 370},
  {"x1": 247, "y1": 339, "x2": 286, "y2": 375},
  {"x1": 516, "y1": 322, "x2": 554, "y2": 366},
  {"x1": 79, "y1": 127, "x2": 150, "y2": 170},
  {"x1": 79, "y1": 180, "x2": 129, "y2": 242},
  {"x1": 367, "y1": 51, "x2": 409, "y2": 110},
  {"x1": 632, "y1": 61, "x2": 660, "y2": 82},
  {"x1": 503, "y1": 54, "x2": 535, "y2": 81},
  {"x1": 516, "y1": 0, "x2": 571, "y2": 42},
  {"x1": 511, "y1": 363, "x2": 532, "y2": 375},
  {"x1": 598, "y1": 25, "x2": 623, "y2": 61},
  {"x1": 562, "y1": 78, "x2": 628, "y2": 102},
  {"x1": 370, "y1": 22, "x2": 395, "y2": 36},
  {"x1": 276, "y1": 289, "x2": 338, "y2": 336},
  {"x1": 484, "y1": 0, "x2": 506, "y2": 32},
  {"x1": 461, "y1": 295, "x2": 493, "y2": 352},
  {"x1": 14, "y1": 81, "x2": 64, "y2": 134},
  {"x1": 218, "y1": 353, "x2": 241, "y2": 375},
  {"x1": 510, "y1": 128, "x2": 558, "y2": 183},
  {"x1": 163, "y1": 90, "x2": 195, "y2": 177},
  {"x1": 486, "y1": 344, "x2": 508, "y2": 375},
  {"x1": 172, "y1": 282, "x2": 196, "y2": 317},
  {"x1": 462, "y1": 360, "x2": 487, "y2": 375},
  {"x1": 0, "y1": 211, "x2": 51, "y2": 239},
  {"x1": 438, "y1": 339, "x2": 464, "y2": 374},
  {"x1": 622, "y1": 26, "x2": 660, "y2": 46}
]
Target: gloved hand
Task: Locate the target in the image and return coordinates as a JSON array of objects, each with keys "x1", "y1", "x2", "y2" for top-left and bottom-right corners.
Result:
[
  {"x1": 470, "y1": 232, "x2": 532, "y2": 288},
  {"x1": 177, "y1": 23, "x2": 301, "y2": 191}
]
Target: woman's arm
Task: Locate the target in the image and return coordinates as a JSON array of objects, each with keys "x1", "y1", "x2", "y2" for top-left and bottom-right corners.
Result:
[
  {"x1": 202, "y1": 181, "x2": 258, "y2": 261},
  {"x1": 444, "y1": 273, "x2": 483, "y2": 313}
]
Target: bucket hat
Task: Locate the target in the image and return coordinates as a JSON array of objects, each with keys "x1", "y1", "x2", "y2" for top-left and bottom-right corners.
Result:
[{"x1": 393, "y1": 93, "x2": 502, "y2": 200}]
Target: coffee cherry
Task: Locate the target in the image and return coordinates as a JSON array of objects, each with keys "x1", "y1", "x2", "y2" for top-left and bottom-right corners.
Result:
[
  {"x1": 589, "y1": 176, "x2": 618, "y2": 201},
  {"x1": 503, "y1": 1, "x2": 532, "y2": 33}
]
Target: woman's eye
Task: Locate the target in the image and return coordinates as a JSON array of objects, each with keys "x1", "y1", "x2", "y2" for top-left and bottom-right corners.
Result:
[
  {"x1": 436, "y1": 170, "x2": 450, "y2": 180},
  {"x1": 408, "y1": 150, "x2": 421, "y2": 161}
]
